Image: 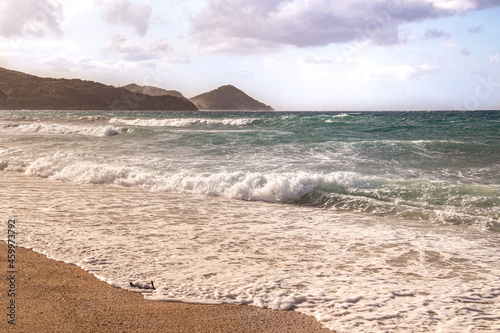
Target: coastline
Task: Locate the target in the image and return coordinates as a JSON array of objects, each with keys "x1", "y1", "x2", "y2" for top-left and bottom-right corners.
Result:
[{"x1": 0, "y1": 242, "x2": 332, "y2": 332}]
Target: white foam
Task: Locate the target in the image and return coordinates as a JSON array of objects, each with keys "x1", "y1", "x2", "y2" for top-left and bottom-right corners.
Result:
[
  {"x1": 4, "y1": 172, "x2": 499, "y2": 333},
  {"x1": 8, "y1": 155, "x2": 496, "y2": 231},
  {"x1": 21, "y1": 157, "x2": 362, "y2": 202},
  {"x1": 109, "y1": 117, "x2": 259, "y2": 127},
  {"x1": 325, "y1": 113, "x2": 351, "y2": 122},
  {"x1": 5, "y1": 122, "x2": 123, "y2": 137}
]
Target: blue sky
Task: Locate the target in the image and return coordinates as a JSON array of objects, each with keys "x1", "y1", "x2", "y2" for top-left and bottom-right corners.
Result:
[{"x1": 1, "y1": 0, "x2": 499, "y2": 111}]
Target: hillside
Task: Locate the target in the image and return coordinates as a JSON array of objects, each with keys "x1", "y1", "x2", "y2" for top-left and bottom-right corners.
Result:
[
  {"x1": 122, "y1": 83, "x2": 186, "y2": 99},
  {"x1": 0, "y1": 67, "x2": 198, "y2": 111},
  {"x1": 190, "y1": 85, "x2": 274, "y2": 111},
  {"x1": 0, "y1": 90, "x2": 12, "y2": 109}
]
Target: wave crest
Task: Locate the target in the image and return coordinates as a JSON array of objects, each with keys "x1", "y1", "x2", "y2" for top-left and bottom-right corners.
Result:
[
  {"x1": 109, "y1": 117, "x2": 259, "y2": 127},
  {"x1": 10, "y1": 155, "x2": 499, "y2": 231},
  {"x1": 7, "y1": 123, "x2": 123, "y2": 137}
]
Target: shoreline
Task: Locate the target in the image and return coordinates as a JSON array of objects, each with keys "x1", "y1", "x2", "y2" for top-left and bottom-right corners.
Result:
[{"x1": 0, "y1": 242, "x2": 332, "y2": 332}]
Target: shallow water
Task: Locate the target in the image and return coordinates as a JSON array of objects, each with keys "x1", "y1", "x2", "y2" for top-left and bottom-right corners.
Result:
[{"x1": 2, "y1": 172, "x2": 499, "y2": 332}]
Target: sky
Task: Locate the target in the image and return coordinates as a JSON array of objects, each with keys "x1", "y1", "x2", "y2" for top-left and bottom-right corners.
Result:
[{"x1": 1, "y1": 0, "x2": 499, "y2": 111}]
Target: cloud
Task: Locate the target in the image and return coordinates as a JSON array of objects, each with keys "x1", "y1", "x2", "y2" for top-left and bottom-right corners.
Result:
[
  {"x1": 430, "y1": 0, "x2": 476, "y2": 10},
  {"x1": 460, "y1": 47, "x2": 471, "y2": 56},
  {"x1": 441, "y1": 39, "x2": 457, "y2": 48},
  {"x1": 105, "y1": 34, "x2": 171, "y2": 61},
  {"x1": 303, "y1": 54, "x2": 334, "y2": 64},
  {"x1": 228, "y1": 67, "x2": 254, "y2": 77},
  {"x1": 101, "y1": 0, "x2": 152, "y2": 36},
  {"x1": 190, "y1": 0, "x2": 500, "y2": 53},
  {"x1": 431, "y1": 0, "x2": 500, "y2": 10},
  {"x1": 400, "y1": 64, "x2": 440, "y2": 80},
  {"x1": 0, "y1": 0, "x2": 63, "y2": 38},
  {"x1": 40, "y1": 56, "x2": 98, "y2": 72},
  {"x1": 168, "y1": 55, "x2": 192, "y2": 64},
  {"x1": 369, "y1": 64, "x2": 440, "y2": 80},
  {"x1": 146, "y1": 36, "x2": 172, "y2": 53},
  {"x1": 467, "y1": 25, "x2": 484, "y2": 33},
  {"x1": 424, "y1": 28, "x2": 451, "y2": 40},
  {"x1": 490, "y1": 54, "x2": 499, "y2": 62},
  {"x1": 106, "y1": 34, "x2": 142, "y2": 53},
  {"x1": 265, "y1": 59, "x2": 288, "y2": 68}
]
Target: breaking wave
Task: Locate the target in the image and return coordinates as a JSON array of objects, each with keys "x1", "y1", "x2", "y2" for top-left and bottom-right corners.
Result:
[
  {"x1": 109, "y1": 117, "x2": 259, "y2": 127},
  {"x1": 9, "y1": 155, "x2": 499, "y2": 231},
  {"x1": 1, "y1": 122, "x2": 123, "y2": 137}
]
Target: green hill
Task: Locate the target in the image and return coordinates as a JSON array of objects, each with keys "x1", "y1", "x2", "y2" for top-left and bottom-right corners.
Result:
[
  {"x1": 0, "y1": 67, "x2": 198, "y2": 111},
  {"x1": 122, "y1": 83, "x2": 186, "y2": 99},
  {"x1": 190, "y1": 85, "x2": 274, "y2": 111}
]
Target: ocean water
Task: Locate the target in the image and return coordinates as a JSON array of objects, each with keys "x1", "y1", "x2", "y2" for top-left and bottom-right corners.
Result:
[{"x1": 1, "y1": 110, "x2": 499, "y2": 332}]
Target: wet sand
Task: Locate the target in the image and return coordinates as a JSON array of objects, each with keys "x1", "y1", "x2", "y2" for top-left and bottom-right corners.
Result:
[{"x1": 0, "y1": 242, "x2": 332, "y2": 332}]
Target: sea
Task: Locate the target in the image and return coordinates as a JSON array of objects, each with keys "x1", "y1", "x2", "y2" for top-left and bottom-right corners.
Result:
[{"x1": 1, "y1": 109, "x2": 499, "y2": 332}]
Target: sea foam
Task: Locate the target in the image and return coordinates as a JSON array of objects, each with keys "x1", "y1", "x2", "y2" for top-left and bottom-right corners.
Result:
[
  {"x1": 109, "y1": 117, "x2": 259, "y2": 127},
  {"x1": 22, "y1": 156, "x2": 361, "y2": 203},
  {"x1": 3, "y1": 122, "x2": 123, "y2": 137},
  {"x1": 16, "y1": 155, "x2": 499, "y2": 231},
  {"x1": 5, "y1": 171, "x2": 499, "y2": 333}
]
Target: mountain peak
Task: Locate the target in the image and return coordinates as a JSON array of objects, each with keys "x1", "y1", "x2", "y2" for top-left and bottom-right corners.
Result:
[{"x1": 190, "y1": 85, "x2": 274, "y2": 111}]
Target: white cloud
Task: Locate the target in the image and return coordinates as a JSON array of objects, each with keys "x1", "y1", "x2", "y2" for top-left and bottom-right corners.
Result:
[
  {"x1": 490, "y1": 54, "x2": 499, "y2": 62},
  {"x1": 101, "y1": 0, "x2": 152, "y2": 36},
  {"x1": 441, "y1": 40, "x2": 457, "y2": 48},
  {"x1": 424, "y1": 28, "x2": 451, "y2": 40},
  {"x1": 0, "y1": 0, "x2": 64, "y2": 38},
  {"x1": 368, "y1": 64, "x2": 440, "y2": 80},
  {"x1": 40, "y1": 55, "x2": 98, "y2": 72},
  {"x1": 302, "y1": 53, "x2": 357, "y2": 65},
  {"x1": 228, "y1": 67, "x2": 254, "y2": 78},
  {"x1": 402, "y1": 64, "x2": 440, "y2": 80},
  {"x1": 168, "y1": 55, "x2": 192, "y2": 64},
  {"x1": 265, "y1": 59, "x2": 288, "y2": 68},
  {"x1": 303, "y1": 54, "x2": 334, "y2": 64},
  {"x1": 146, "y1": 36, "x2": 172, "y2": 53},
  {"x1": 105, "y1": 34, "x2": 172, "y2": 61},
  {"x1": 106, "y1": 34, "x2": 142, "y2": 53},
  {"x1": 190, "y1": 0, "x2": 500, "y2": 53},
  {"x1": 429, "y1": 0, "x2": 478, "y2": 10}
]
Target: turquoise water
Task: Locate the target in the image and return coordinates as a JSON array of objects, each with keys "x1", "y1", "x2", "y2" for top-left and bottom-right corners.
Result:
[
  {"x1": 2, "y1": 110, "x2": 498, "y2": 231},
  {"x1": 1, "y1": 110, "x2": 500, "y2": 332}
]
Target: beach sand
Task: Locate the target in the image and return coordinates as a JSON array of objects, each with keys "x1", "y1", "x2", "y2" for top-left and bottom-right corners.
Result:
[{"x1": 1, "y1": 242, "x2": 332, "y2": 332}]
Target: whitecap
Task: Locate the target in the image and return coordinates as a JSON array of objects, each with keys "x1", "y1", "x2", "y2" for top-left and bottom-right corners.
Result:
[{"x1": 109, "y1": 117, "x2": 259, "y2": 127}]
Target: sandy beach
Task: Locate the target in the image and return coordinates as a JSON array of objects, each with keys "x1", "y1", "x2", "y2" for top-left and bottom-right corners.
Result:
[{"x1": 0, "y1": 242, "x2": 332, "y2": 332}]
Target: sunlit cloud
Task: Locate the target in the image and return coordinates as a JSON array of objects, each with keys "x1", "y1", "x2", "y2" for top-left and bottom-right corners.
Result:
[
  {"x1": 367, "y1": 64, "x2": 440, "y2": 81},
  {"x1": 303, "y1": 54, "x2": 334, "y2": 64},
  {"x1": 100, "y1": 0, "x2": 152, "y2": 36},
  {"x1": 190, "y1": 0, "x2": 500, "y2": 53},
  {"x1": 105, "y1": 34, "x2": 171, "y2": 61},
  {"x1": 0, "y1": 0, "x2": 64, "y2": 38},
  {"x1": 264, "y1": 59, "x2": 288, "y2": 68}
]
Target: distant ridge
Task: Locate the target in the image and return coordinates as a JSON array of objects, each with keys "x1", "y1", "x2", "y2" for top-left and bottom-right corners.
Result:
[
  {"x1": 0, "y1": 67, "x2": 198, "y2": 111},
  {"x1": 122, "y1": 83, "x2": 186, "y2": 99},
  {"x1": 190, "y1": 85, "x2": 274, "y2": 111}
]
